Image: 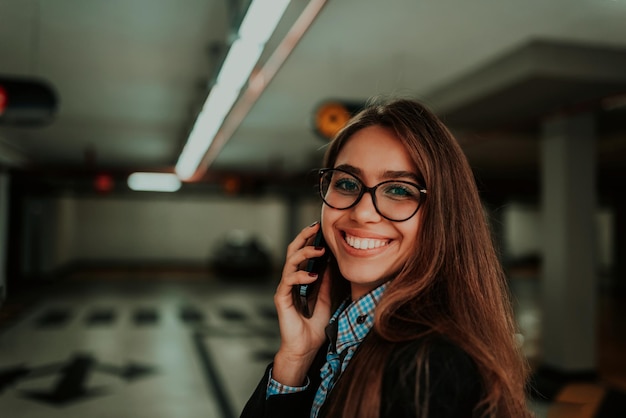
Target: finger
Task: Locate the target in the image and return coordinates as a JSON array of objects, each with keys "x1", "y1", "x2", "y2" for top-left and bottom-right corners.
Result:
[
  {"x1": 285, "y1": 222, "x2": 321, "y2": 257},
  {"x1": 283, "y1": 246, "x2": 326, "y2": 275},
  {"x1": 274, "y1": 273, "x2": 322, "y2": 323},
  {"x1": 276, "y1": 269, "x2": 320, "y2": 299}
]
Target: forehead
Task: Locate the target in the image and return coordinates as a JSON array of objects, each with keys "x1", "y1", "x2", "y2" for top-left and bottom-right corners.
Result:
[{"x1": 334, "y1": 125, "x2": 417, "y2": 175}]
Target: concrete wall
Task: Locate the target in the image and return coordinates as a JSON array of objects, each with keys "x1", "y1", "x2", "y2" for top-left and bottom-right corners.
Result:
[
  {"x1": 20, "y1": 193, "x2": 322, "y2": 276},
  {"x1": 502, "y1": 201, "x2": 613, "y2": 272},
  {"x1": 13, "y1": 194, "x2": 614, "y2": 280}
]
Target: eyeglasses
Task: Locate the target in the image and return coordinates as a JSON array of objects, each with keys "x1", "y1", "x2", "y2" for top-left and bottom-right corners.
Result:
[{"x1": 319, "y1": 168, "x2": 427, "y2": 222}]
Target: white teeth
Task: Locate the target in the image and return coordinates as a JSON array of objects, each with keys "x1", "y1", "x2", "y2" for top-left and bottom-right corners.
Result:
[{"x1": 345, "y1": 235, "x2": 389, "y2": 250}]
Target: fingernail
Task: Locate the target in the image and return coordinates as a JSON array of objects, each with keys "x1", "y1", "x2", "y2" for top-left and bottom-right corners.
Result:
[
  {"x1": 308, "y1": 272, "x2": 318, "y2": 277},
  {"x1": 314, "y1": 246, "x2": 324, "y2": 251},
  {"x1": 309, "y1": 221, "x2": 319, "y2": 227}
]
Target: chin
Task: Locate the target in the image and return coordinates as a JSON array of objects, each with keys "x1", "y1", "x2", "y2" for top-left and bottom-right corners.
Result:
[{"x1": 338, "y1": 263, "x2": 395, "y2": 288}]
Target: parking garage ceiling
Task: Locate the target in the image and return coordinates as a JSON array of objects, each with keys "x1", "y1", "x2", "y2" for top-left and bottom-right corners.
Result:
[{"x1": 1, "y1": 0, "x2": 625, "y2": 188}]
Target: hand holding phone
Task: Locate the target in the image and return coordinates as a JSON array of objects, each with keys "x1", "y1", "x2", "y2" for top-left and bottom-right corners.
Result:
[{"x1": 292, "y1": 226, "x2": 329, "y2": 318}]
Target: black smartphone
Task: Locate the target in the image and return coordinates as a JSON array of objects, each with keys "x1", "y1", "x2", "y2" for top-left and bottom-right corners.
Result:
[{"x1": 292, "y1": 226, "x2": 329, "y2": 318}]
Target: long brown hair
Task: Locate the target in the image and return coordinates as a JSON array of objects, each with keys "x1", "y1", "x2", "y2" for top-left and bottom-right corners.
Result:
[{"x1": 320, "y1": 98, "x2": 530, "y2": 417}]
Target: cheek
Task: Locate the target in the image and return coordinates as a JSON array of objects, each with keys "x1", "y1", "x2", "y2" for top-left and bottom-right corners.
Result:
[
  {"x1": 398, "y1": 217, "x2": 421, "y2": 253},
  {"x1": 321, "y1": 206, "x2": 342, "y2": 252},
  {"x1": 321, "y1": 204, "x2": 340, "y2": 227}
]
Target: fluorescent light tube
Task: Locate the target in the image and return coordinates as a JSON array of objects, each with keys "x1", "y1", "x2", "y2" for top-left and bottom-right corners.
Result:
[
  {"x1": 175, "y1": 84, "x2": 240, "y2": 179},
  {"x1": 128, "y1": 173, "x2": 182, "y2": 192},
  {"x1": 239, "y1": 0, "x2": 291, "y2": 44},
  {"x1": 174, "y1": 0, "x2": 292, "y2": 180},
  {"x1": 217, "y1": 39, "x2": 264, "y2": 91}
]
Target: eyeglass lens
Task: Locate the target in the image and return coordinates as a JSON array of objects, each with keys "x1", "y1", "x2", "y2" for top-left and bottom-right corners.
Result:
[{"x1": 319, "y1": 169, "x2": 423, "y2": 221}]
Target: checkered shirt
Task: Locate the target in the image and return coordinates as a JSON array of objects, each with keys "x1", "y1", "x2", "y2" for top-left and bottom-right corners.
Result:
[{"x1": 266, "y1": 282, "x2": 388, "y2": 418}]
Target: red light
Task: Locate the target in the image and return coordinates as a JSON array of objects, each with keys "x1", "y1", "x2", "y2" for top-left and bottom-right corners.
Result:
[
  {"x1": 0, "y1": 86, "x2": 7, "y2": 115},
  {"x1": 223, "y1": 176, "x2": 241, "y2": 195},
  {"x1": 94, "y1": 174, "x2": 114, "y2": 194}
]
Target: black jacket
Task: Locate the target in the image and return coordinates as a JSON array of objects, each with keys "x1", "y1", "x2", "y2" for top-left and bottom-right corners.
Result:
[{"x1": 240, "y1": 335, "x2": 483, "y2": 418}]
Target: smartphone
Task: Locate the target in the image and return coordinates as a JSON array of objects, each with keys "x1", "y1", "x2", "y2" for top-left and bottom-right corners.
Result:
[{"x1": 292, "y1": 226, "x2": 329, "y2": 318}]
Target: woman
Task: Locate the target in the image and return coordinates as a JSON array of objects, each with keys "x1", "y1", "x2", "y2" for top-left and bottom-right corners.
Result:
[{"x1": 241, "y1": 98, "x2": 531, "y2": 417}]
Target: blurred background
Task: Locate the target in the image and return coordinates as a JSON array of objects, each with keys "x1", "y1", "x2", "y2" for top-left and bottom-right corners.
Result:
[{"x1": 1, "y1": 0, "x2": 625, "y2": 417}]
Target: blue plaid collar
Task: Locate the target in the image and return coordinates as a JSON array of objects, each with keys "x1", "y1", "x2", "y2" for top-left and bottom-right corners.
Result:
[{"x1": 329, "y1": 281, "x2": 389, "y2": 355}]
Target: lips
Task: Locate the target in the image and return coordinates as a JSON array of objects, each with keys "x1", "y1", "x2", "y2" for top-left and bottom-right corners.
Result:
[{"x1": 344, "y1": 233, "x2": 390, "y2": 250}]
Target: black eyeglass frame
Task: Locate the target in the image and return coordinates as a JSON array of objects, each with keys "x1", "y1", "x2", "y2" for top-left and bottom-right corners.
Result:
[{"x1": 318, "y1": 168, "x2": 428, "y2": 222}]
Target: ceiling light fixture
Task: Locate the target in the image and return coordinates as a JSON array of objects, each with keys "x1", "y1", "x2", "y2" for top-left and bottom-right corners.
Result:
[
  {"x1": 192, "y1": 0, "x2": 329, "y2": 179},
  {"x1": 127, "y1": 172, "x2": 182, "y2": 192},
  {"x1": 175, "y1": 0, "x2": 292, "y2": 181}
]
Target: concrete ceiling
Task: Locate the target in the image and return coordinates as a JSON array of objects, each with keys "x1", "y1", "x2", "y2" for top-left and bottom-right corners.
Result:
[{"x1": 1, "y1": 0, "x2": 625, "y2": 189}]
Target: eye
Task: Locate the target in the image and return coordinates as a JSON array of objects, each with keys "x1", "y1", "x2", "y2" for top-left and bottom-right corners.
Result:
[
  {"x1": 381, "y1": 183, "x2": 419, "y2": 200},
  {"x1": 333, "y1": 177, "x2": 361, "y2": 194}
]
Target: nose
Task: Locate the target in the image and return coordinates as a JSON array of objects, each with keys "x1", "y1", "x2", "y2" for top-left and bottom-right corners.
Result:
[{"x1": 349, "y1": 190, "x2": 382, "y2": 223}]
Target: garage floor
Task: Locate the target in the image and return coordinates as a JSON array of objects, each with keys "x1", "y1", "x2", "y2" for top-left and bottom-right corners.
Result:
[{"x1": 0, "y1": 272, "x2": 624, "y2": 418}]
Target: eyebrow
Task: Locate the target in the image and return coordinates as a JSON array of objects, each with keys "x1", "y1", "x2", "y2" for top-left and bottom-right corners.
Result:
[{"x1": 334, "y1": 164, "x2": 423, "y2": 184}]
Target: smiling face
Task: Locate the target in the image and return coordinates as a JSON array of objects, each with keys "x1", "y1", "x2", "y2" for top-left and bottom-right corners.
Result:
[{"x1": 321, "y1": 125, "x2": 423, "y2": 300}]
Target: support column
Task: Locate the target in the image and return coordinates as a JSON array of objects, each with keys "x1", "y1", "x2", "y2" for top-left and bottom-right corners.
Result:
[
  {"x1": 0, "y1": 172, "x2": 9, "y2": 307},
  {"x1": 614, "y1": 196, "x2": 626, "y2": 291},
  {"x1": 541, "y1": 111, "x2": 597, "y2": 374}
]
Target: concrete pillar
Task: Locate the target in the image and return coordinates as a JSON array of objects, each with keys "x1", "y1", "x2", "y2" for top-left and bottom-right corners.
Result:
[
  {"x1": 614, "y1": 196, "x2": 626, "y2": 291},
  {"x1": 0, "y1": 172, "x2": 9, "y2": 306},
  {"x1": 540, "y1": 111, "x2": 597, "y2": 373}
]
